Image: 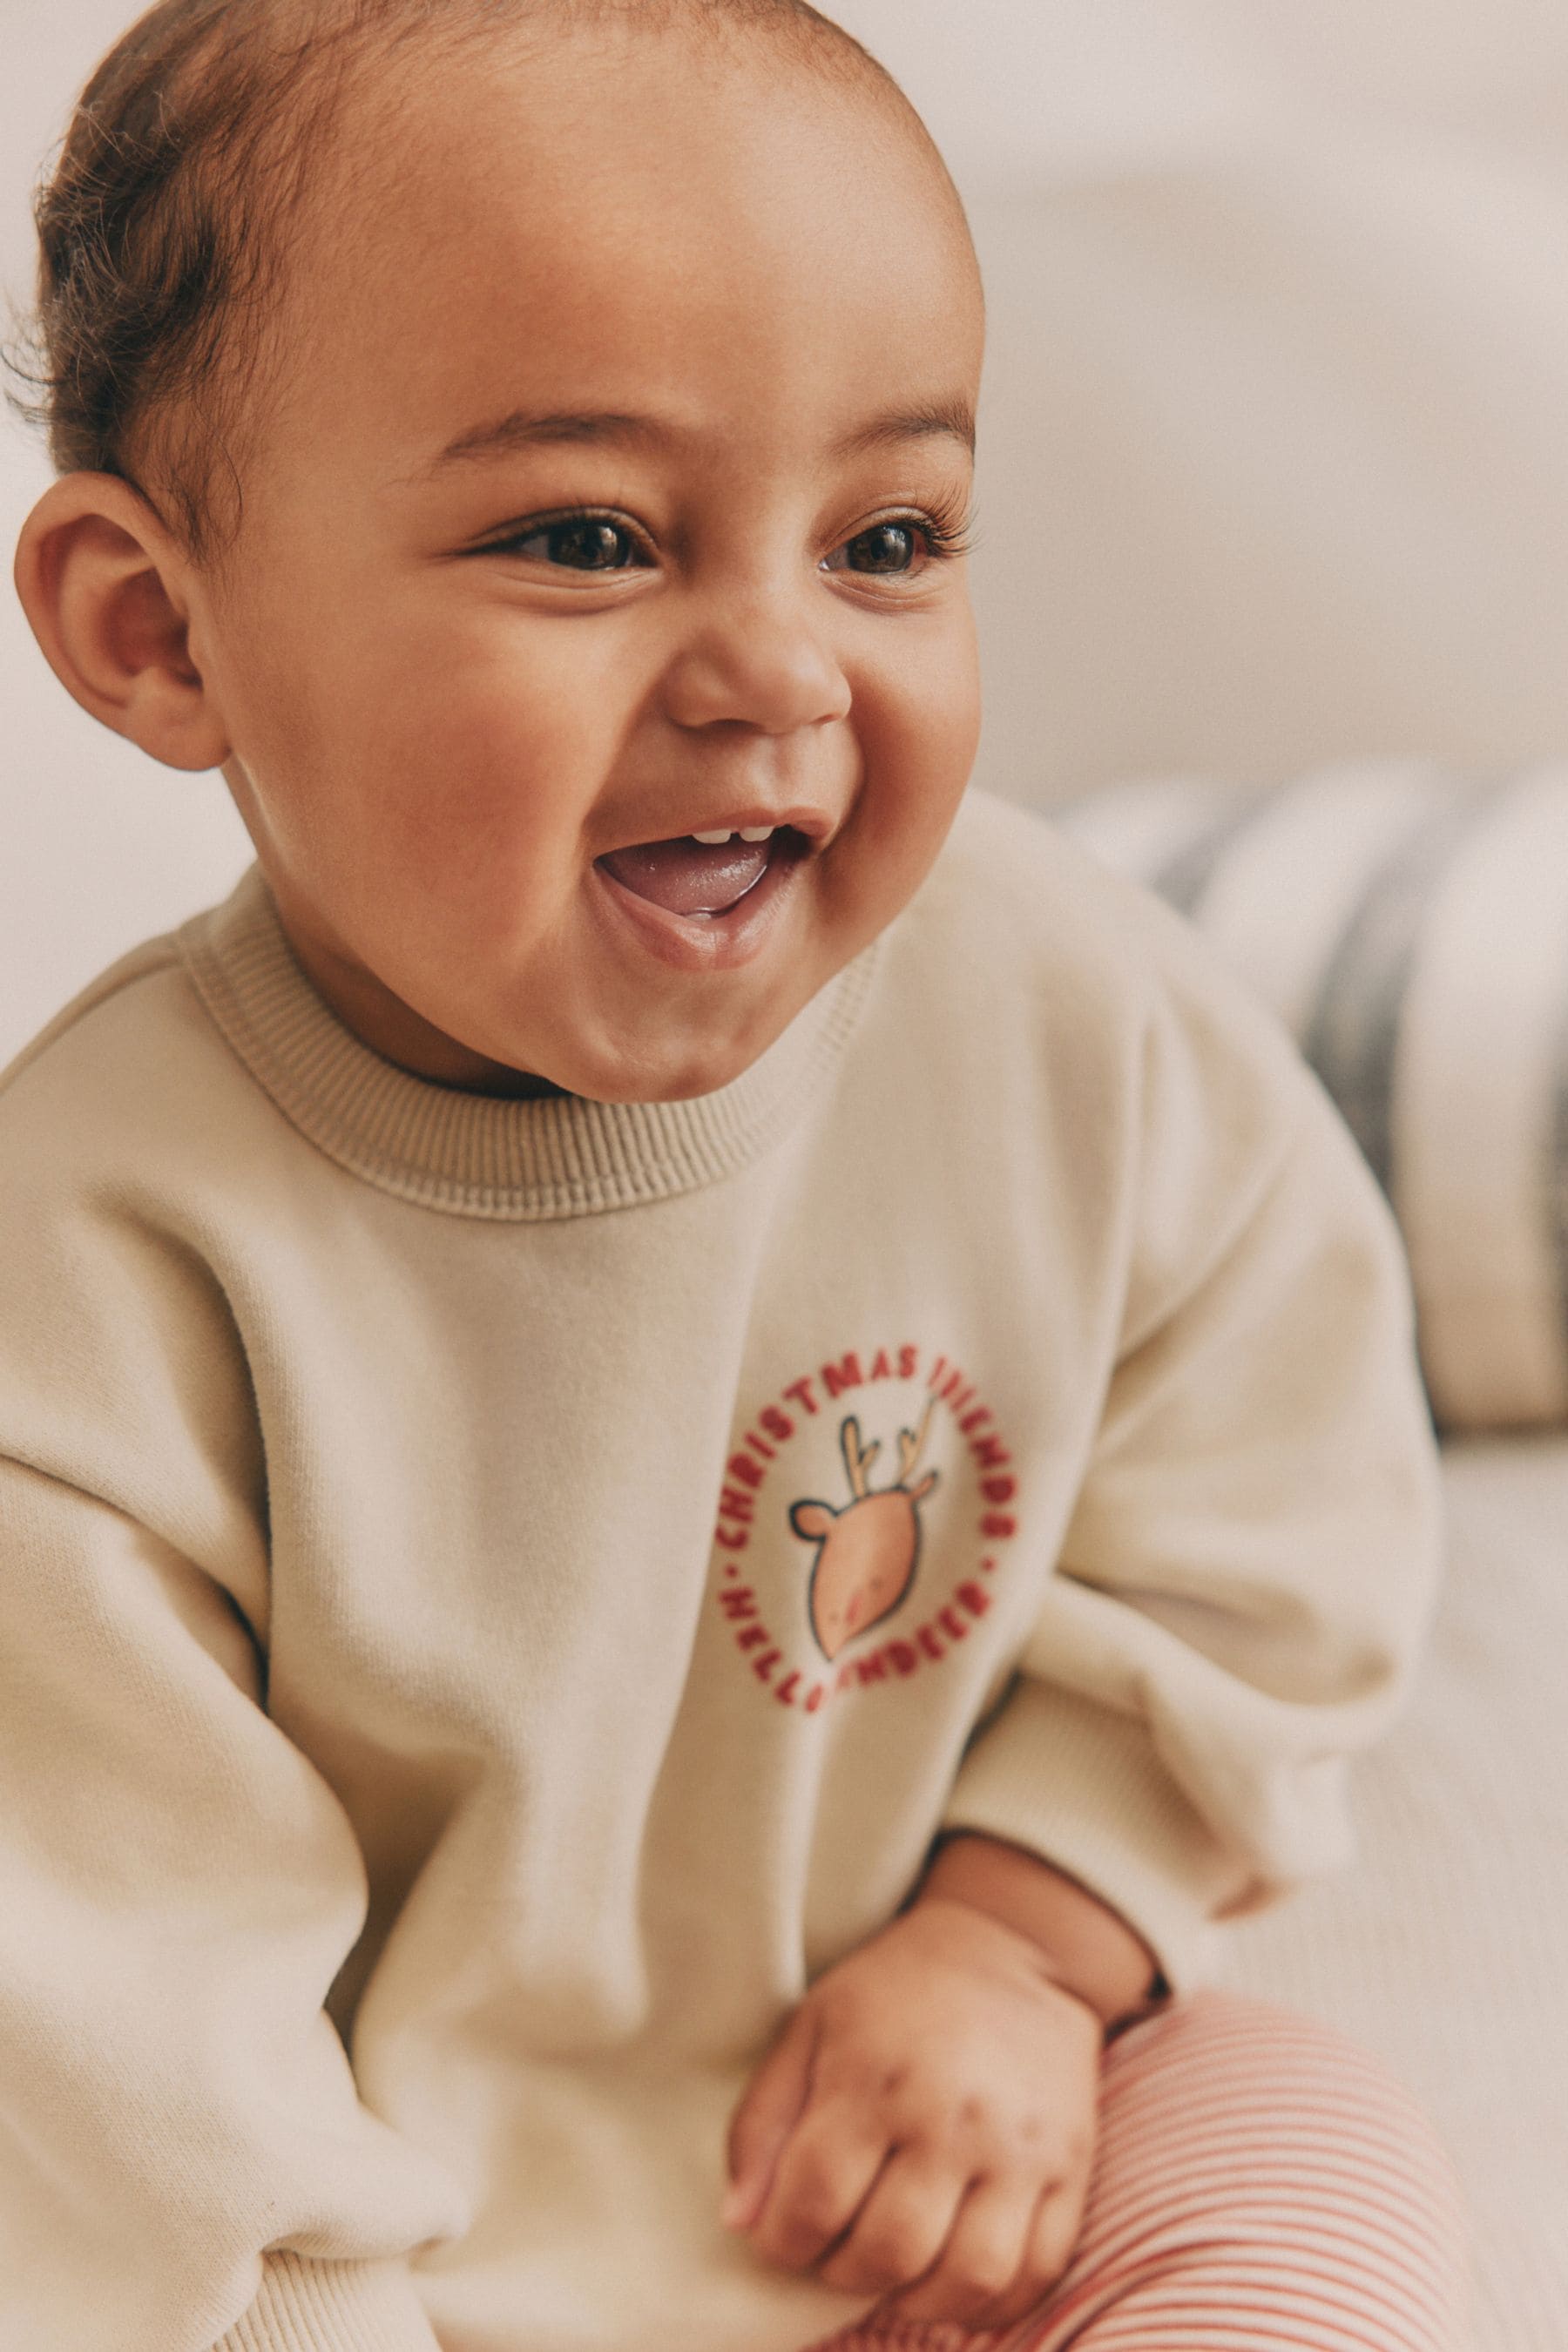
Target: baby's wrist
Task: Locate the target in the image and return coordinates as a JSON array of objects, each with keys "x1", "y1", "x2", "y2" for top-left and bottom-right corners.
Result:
[
  {"x1": 908, "y1": 1894, "x2": 1113, "y2": 2036},
  {"x1": 915, "y1": 1833, "x2": 1167, "y2": 2034}
]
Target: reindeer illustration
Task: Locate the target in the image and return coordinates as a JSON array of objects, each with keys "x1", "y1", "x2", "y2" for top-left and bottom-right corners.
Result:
[{"x1": 790, "y1": 1402, "x2": 940, "y2": 1660}]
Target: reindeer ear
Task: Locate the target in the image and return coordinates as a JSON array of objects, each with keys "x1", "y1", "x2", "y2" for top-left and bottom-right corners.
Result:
[
  {"x1": 790, "y1": 1500, "x2": 835, "y2": 1540},
  {"x1": 909, "y1": 1470, "x2": 939, "y2": 1503}
]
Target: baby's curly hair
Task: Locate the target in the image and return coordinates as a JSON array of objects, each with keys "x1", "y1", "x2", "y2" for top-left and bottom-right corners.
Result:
[{"x1": 11, "y1": 0, "x2": 932, "y2": 558}]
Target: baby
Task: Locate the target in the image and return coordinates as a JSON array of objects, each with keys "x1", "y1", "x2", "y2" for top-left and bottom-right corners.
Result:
[{"x1": 3, "y1": 4, "x2": 1466, "y2": 2351}]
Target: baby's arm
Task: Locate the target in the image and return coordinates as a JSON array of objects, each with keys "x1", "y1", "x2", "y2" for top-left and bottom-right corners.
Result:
[
  {"x1": 724, "y1": 1833, "x2": 1159, "y2": 2329},
  {"x1": 0, "y1": 1152, "x2": 460, "y2": 2351},
  {"x1": 0, "y1": 1453, "x2": 460, "y2": 2352}
]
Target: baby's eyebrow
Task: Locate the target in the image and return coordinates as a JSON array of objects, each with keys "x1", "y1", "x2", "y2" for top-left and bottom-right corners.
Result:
[
  {"x1": 428, "y1": 411, "x2": 665, "y2": 470},
  {"x1": 418, "y1": 396, "x2": 976, "y2": 476},
  {"x1": 832, "y1": 398, "x2": 977, "y2": 459}
]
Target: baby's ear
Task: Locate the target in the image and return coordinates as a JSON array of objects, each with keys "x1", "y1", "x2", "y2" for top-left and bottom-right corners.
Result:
[{"x1": 13, "y1": 472, "x2": 231, "y2": 774}]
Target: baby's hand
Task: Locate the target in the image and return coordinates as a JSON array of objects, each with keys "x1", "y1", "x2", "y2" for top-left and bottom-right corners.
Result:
[{"x1": 722, "y1": 1898, "x2": 1103, "y2": 2329}]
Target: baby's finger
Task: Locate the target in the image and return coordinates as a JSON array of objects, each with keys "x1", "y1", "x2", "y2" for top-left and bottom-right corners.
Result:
[
  {"x1": 816, "y1": 2146, "x2": 965, "y2": 2301},
  {"x1": 723, "y1": 2008, "x2": 818, "y2": 2233},
  {"x1": 977, "y1": 2172, "x2": 1089, "y2": 2329},
  {"x1": 883, "y1": 2173, "x2": 1037, "y2": 2327},
  {"x1": 747, "y1": 2112, "x2": 889, "y2": 2272}
]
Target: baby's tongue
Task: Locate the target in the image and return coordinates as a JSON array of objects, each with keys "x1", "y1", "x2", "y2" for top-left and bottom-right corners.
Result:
[{"x1": 598, "y1": 835, "x2": 771, "y2": 917}]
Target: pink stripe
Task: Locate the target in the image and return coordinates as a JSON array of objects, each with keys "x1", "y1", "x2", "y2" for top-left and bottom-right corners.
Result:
[{"x1": 807, "y1": 1989, "x2": 1467, "y2": 2352}]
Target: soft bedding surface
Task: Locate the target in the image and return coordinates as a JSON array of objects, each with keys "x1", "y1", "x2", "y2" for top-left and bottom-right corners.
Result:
[{"x1": 1216, "y1": 1437, "x2": 1568, "y2": 2352}]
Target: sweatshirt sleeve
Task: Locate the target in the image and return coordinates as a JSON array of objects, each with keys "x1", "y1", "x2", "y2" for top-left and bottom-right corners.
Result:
[
  {"x1": 0, "y1": 1463, "x2": 463, "y2": 2352},
  {"x1": 0, "y1": 1213, "x2": 465, "y2": 2352},
  {"x1": 939, "y1": 923, "x2": 1444, "y2": 1994}
]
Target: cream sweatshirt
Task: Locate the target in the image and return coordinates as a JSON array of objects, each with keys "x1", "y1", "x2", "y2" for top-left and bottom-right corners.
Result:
[{"x1": 0, "y1": 791, "x2": 1440, "y2": 2352}]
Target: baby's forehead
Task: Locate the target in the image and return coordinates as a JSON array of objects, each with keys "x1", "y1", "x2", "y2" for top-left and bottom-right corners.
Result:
[
  {"x1": 316, "y1": 6, "x2": 970, "y2": 252},
  {"x1": 282, "y1": 20, "x2": 978, "y2": 377},
  {"x1": 273, "y1": 38, "x2": 980, "y2": 490}
]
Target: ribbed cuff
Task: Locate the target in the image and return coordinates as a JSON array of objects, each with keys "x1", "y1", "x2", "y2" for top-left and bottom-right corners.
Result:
[
  {"x1": 210, "y1": 2253, "x2": 442, "y2": 2352},
  {"x1": 940, "y1": 1680, "x2": 1246, "y2": 1993}
]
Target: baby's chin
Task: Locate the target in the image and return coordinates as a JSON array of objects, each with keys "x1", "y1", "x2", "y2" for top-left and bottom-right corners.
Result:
[
  {"x1": 355, "y1": 986, "x2": 791, "y2": 1104},
  {"x1": 522, "y1": 1035, "x2": 779, "y2": 1107},
  {"x1": 416, "y1": 1019, "x2": 726, "y2": 1105},
  {"x1": 402, "y1": 914, "x2": 861, "y2": 1101},
  {"x1": 547, "y1": 993, "x2": 836, "y2": 1104}
]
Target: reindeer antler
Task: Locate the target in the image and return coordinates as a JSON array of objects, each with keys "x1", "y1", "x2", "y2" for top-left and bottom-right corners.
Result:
[
  {"x1": 896, "y1": 1397, "x2": 936, "y2": 1487},
  {"x1": 839, "y1": 1415, "x2": 881, "y2": 1499}
]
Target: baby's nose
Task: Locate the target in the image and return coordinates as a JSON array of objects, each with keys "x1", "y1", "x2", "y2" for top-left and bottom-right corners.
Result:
[{"x1": 659, "y1": 598, "x2": 852, "y2": 735}]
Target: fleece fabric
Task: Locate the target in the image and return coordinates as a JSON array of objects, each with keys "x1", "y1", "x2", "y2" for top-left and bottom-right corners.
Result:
[{"x1": 0, "y1": 792, "x2": 1441, "y2": 2352}]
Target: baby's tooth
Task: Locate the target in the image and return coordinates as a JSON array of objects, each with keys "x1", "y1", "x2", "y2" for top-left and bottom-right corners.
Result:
[
  {"x1": 737, "y1": 827, "x2": 774, "y2": 842},
  {"x1": 692, "y1": 829, "x2": 734, "y2": 845}
]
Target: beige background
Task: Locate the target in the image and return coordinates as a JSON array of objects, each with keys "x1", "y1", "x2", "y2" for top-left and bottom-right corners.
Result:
[{"x1": 4, "y1": 1, "x2": 1568, "y2": 1064}]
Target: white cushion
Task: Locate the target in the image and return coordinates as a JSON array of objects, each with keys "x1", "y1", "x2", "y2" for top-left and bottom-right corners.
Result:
[{"x1": 1058, "y1": 767, "x2": 1568, "y2": 1429}]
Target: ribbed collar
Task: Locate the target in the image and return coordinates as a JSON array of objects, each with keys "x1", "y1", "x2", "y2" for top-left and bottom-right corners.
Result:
[{"x1": 179, "y1": 868, "x2": 879, "y2": 1221}]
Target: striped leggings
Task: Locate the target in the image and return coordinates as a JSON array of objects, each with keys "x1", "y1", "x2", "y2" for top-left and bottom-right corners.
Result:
[{"x1": 809, "y1": 1990, "x2": 1469, "y2": 2352}]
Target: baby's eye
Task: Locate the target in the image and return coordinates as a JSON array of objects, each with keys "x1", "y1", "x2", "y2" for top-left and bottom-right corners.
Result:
[
  {"x1": 831, "y1": 522, "x2": 923, "y2": 576},
  {"x1": 497, "y1": 516, "x2": 651, "y2": 570}
]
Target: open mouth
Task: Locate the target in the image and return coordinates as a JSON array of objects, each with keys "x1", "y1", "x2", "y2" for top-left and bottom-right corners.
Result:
[{"x1": 594, "y1": 826, "x2": 805, "y2": 920}]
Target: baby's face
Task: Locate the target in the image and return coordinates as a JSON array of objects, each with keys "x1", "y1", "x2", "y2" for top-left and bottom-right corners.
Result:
[{"x1": 193, "y1": 30, "x2": 984, "y2": 1099}]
